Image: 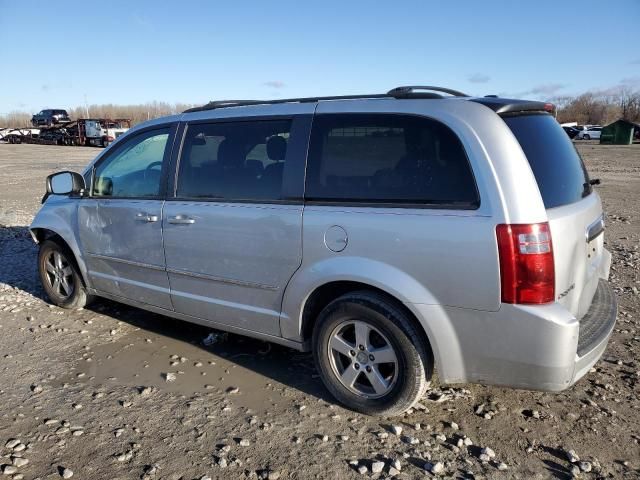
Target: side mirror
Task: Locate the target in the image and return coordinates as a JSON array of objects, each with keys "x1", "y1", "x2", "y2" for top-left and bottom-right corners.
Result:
[{"x1": 46, "y1": 171, "x2": 86, "y2": 195}]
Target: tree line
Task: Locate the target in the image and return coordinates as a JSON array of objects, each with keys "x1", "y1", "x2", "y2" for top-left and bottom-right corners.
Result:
[
  {"x1": 554, "y1": 87, "x2": 640, "y2": 125},
  {"x1": 0, "y1": 101, "x2": 195, "y2": 128},
  {"x1": 1, "y1": 89, "x2": 639, "y2": 129}
]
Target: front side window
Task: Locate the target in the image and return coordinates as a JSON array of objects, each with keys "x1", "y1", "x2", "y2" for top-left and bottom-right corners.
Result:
[
  {"x1": 305, "y1": 114, "x2": 479, "y2": 207},
  {"x1": 93, "y1": 128, "x2": 170, "y2": 198},
  {"x1": 177, "y1": 120, "x2": 292, "y2": 200}
]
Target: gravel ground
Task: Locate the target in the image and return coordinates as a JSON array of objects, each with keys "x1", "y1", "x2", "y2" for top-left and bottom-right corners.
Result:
[{"x1": 0, "y1": 142, "x2": 638, "y2": 480}]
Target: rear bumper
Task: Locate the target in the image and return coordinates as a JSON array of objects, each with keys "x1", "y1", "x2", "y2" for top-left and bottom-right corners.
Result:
[{"x1": 429, "y1": 279, "x2": 617, "y2": 391}]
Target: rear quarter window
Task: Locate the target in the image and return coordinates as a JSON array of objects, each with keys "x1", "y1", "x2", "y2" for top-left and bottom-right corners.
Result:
[
  {"x1": 305, "y1": 113, "x2": 479, "y2": 208},
  {"x1": 503, "y1": 114, "x2": 590, "y2": 209}
]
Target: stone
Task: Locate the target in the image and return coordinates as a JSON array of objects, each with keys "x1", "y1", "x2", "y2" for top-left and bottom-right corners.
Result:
[
  {"x1": 403, "y1": 435, "x2": 419, "y2": 445},
  {"x1": 30, "y1": 384, "x2": 43, "y2": 394},
  {"x1": 579, "y1": 461, "x2": 592, "y2": 472},
  {"x1": 566, "y1": 449, "x2": 580, "y2": 463},
  {"x1": 163, "y1": 372, "x2": 176, "y2": 382},
  {"x1": 371, "y1": 461, "x2": 384, "y2": 474},
  {"x1": 497, "y1": 462, "x2": 508, "y2": 471},
  {"x1": 5, "y1": 439, "x2": 20, "y2": 449},
  {"x1": 60, "y1": 467, "x2": 74, "y2": 478},
  {"x1": 357, "y1": 465, "x2": 368, "y2": 475},
  {"x1": 390, "y1": 425, "x2": 402, "y2": 436},
  {"x1": 2, "y1": 465, "x2": 18, "y2": 475},
  {"x1": 481, "y1": 447, "x2": 496, "y2": 459},
  {"x1": 426, "y1": 462, "x2": 444, "y2": 475},
  {"x1": 238, "y1": 438, "x2": 250, "y2": 447},
  {"x1": 12, "y1": 457, "x2": 29, "y2": 467}
]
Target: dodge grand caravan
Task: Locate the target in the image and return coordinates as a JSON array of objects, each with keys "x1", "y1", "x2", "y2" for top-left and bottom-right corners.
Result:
[{"x1": 31, "y1": 86, "x2": 617, "y2": 416}]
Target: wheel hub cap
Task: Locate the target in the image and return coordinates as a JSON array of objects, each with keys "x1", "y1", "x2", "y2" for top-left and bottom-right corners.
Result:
[{"x1": 327, "y1": 320, "x2": 399, "y2": 399}]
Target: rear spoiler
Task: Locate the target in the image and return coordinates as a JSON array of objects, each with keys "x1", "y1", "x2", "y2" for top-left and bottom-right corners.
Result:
[{"x1": 471, "y1": 97, "x2": 556, "y2": 117}]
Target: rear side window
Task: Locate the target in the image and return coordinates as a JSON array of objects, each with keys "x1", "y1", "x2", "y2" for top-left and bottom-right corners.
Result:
[
  {"x1": 306, "y1": 114, "x2": 479, "y2": 207},
  {"x1": 503, "y1": 114, "x2": 590, "y2": 208},
  {"x1": 177, "y1": 120, "x2": 292, "y2": 201}
]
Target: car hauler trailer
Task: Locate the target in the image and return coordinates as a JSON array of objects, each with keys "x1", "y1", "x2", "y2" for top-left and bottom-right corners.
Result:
[{"x1": 3, "y1": 119, "x2": 131, "y2": 147}]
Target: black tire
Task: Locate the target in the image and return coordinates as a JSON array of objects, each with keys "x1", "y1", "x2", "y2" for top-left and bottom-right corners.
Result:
[
  {"x1": 102, "y1": 139, "x2": 110, "y2": 148},
  {"x1": 312, "y1": 291, "x2": 432, "y2": 416},
  {"x1": 38, "y1": 239, "x2": 93, "y2": 309},
  {"x1": 584, "y1": 134, "x2": 591, "y2": 140}
]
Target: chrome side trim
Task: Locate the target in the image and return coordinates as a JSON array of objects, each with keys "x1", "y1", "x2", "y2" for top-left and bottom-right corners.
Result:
[
  {"x1": 86, "y1": 288, "x2": 307, "y2": 351},
  {"x1": 166, "y1": 267, "x2": 279, "y2": 291},
  {"x1": 87, "y1": 253, "x2": 165, "y2": 272}
]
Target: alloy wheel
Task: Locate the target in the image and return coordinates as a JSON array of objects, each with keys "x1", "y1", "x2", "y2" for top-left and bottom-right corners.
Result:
[
  {"x1": 327, "y1": 320, "x2": 399, "y2": 398},
  {"x1": 44, "y1": 251, "x2": 74, "y2": 300}
]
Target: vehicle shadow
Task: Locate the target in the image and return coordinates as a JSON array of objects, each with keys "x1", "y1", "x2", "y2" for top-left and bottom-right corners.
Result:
[
  {"x1": 0, "y1": 225, "x2": 44, "y2": 297},
  {"x1": 84, "y1": 297, "x2": 333, "y2": 402},
  {"x1": 0, "y1": 225, "x2": 332, "y2": 403}
]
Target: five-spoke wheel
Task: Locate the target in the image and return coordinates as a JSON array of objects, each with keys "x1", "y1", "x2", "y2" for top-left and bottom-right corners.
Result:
[
  {"x1": 38, "y1": 239, "x2": 93, "y2": 309},
  {"x1": 313, "y1": 291, "x2": 433, "y2": 416}
]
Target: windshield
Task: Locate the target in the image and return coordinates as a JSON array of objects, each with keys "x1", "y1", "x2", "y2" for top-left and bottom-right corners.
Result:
[{"x1": 503, "y1": 114, "x2": 591, "y2": 209}]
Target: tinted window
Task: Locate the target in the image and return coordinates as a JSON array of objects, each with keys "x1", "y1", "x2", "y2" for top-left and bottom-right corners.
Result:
[
  {"x1": 177, "y1": 120, "x2": 292, "y2": 200},
  {"x1": 504, "y1": 114, "x2": 590, "y2": 208},
  {"x1": 305, "y1": 114, "x2": 478, "y2": 206},
  {"x1": 93, "y1": 128, "x2": 170, "y2": 197}
]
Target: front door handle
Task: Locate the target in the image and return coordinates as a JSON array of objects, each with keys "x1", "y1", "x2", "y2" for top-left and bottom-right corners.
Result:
[
  {"x1": 168, "y1": 215, "x2": 195, "y2": 225},
  {"x1": 135, "y1": 212, "x2": 159, "y2": 222}
]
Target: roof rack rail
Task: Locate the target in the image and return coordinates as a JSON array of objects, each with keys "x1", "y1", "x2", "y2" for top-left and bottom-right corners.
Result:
[
  {"x1": 183, "y1": 94, "x2": 390, "y2": 113},
  {"x1": 387, "y1": 86, "x2": 469, "y2": 98},
  {"x1": 183, "y1": 85, "x2": 467, "y2": 113}
]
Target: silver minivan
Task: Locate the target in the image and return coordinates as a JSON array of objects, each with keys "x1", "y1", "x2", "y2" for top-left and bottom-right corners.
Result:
[{"x1": 31, "y1": 86, "x2": 617, "y2": 416}]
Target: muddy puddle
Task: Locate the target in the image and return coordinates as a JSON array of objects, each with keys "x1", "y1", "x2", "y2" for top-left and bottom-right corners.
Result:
[{"x1": 54, "y1": 300, "x2": 326, "y2": 413}]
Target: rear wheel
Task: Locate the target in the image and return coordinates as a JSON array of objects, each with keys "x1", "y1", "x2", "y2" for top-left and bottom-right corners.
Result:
[
  {"x1": 584, "y1": 134, "x2": 591, "y2": 140},
  {"x1": 38, "y1": 239, "x2": 93, "y2": 309},
  {"x1": 312, "y1": 291, "x2": 432, "y2": 416}
]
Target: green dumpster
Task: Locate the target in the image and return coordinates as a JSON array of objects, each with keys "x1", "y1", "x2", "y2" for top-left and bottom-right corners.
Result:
[{"x1": 600, "y1": 119, "x2": 637, "y2": 145}]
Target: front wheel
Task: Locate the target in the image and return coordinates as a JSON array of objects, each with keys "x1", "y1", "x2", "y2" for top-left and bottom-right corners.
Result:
[
  {"x1": 38, "y1": 239, "x2": 93, "y2": 309},
  {"x1": 312, "y1": 291, "x2": 432, "y2": 416},
  {"x1": 583, "y1": 134, "x2": 591, "y2": 140}
]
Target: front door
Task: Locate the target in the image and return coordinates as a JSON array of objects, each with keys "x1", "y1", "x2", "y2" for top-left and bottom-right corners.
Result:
[
  {"x1": 163, "y1": 116, "x2": 311, "y2": 336},
  {"x1": 78, "y1": 125, "x2": 176, "y2": 309}
]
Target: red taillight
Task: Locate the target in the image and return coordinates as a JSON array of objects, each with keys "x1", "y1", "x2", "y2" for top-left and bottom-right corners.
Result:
[
  {"x1": 496, "y1": 223, "x2": 555, "y2": 304},
  {"x1": 107, "y1": 136, "x2": 114, "y2": 141}
]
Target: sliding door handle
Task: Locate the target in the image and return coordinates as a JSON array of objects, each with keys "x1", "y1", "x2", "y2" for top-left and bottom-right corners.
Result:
[
  {"x1": 168, "y1": 215, "x2": 195, "y2": 225},
  {"x1": 135, "y1": 212, "x2": 159, "y2": 222}
]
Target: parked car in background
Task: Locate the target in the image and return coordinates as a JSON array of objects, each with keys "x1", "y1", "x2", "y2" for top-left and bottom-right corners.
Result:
[
  {"x1": 562, "y1": 126, "x2": 580, "y2": 139},
  {"x1": 31, "y1": 86, "x2": 616, "y2": 416},
  {"x1": 576, "y1": 126, "x2": 602, "y2": 140},
  {"x1": 31, "y1": 109, "x2": 71, "y2": 127}
]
